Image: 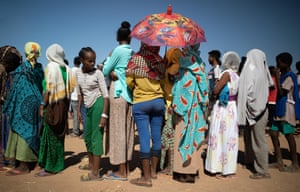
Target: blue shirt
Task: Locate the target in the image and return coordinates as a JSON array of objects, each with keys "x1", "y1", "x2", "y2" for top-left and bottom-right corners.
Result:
[{"x1": 103, "y1": 44, "x2": 133, "y2": 103}]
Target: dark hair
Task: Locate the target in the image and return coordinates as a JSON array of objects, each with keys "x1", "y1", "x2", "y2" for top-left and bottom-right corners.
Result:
[
  {"x1": 238, "y1": 56, "x2": 247, "y2": 74},
  {"x1": 64, "y1": 59, "x2": 69, "y2": 65},
  {"x1": 269, "y1": 66, "x2": 276, "y2": 76},
  {"x1": 276, "y1": 52, "x2": 293, "y2": 67},
  {"x1": 117, "y1": 21, "x2": 131, "y2": 42},
  {"x1": 296, "y1": 61, "x2": 300, "y2": 73},
  {"x1": 74, "y1": 56, "x2": 81, "y2": 66},
  {"x1": 78, "y1": 47, "x2": 95, "y2": 59},
  {"x1": 208, "y1": 50, "x2": 221, "y2": 65}
]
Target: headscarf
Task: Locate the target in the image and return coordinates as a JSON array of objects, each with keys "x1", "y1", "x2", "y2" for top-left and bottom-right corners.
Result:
[
  {"x1": 24, "y1": 42, "x2": 41, "y2": 65},
  {"x1": 45, "y1": 43, "x2": 75, "y2": 103},
  {"x1": 221, "y1": 51, "x2": 241, "y2": 72},
  {"x1": 0, "y1": 45, "x2": 22, "y2": 104},
  {"x1": 238, "y1": 49, "x2": 273, "y2": 126},
  {"x1": 0, "y1": 45, "x2": 22, "y2": 73},
  {"x1": 218, "y1": 51, "x2": 240, "y2": 106},
  {"x1": 126, "y1": 42, "x2": 164, "y2": 80},
  {"x1": 172, "y1": 44, "x2": 208, "y2": 163},
  {"x1": 163, "y1": 47, "x2": 181, "y2": 107}
]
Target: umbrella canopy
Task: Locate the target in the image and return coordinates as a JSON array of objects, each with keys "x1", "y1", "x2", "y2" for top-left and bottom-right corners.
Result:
[{"x1": 131, "y1": 5, "x2": 206, "y2": 47}]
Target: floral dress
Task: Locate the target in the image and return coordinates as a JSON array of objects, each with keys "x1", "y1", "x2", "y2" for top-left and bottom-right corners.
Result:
[{"x1": 205, "y1": 69, "x2": 239, "y2": 175}]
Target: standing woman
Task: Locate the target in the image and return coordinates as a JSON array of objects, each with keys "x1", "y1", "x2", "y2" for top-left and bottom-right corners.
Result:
[
  {"x1": 127, "y1": 42, "x2": 165, "y2": 187},
  {"x1": 205, "y1": 52, "x2": 240, "y2": 179},
  {"x1": 35, "y1": 43, "x2": 76, "y2": 177},
  {"x1": 172, "y1": 44, "x2": 209, "y2": 183},
  {"x1": 0, "y1": 46, "x2": 23, "y2": 170},
  {"x1": 77, "y1": 47, "x2": 109, "y2": 181},
  {"x1": 3, "y1": 42, "x2": 43, "y2": 175},
  {"x1": 102, "y1": 21, "x2": 134, "y2": 180}
]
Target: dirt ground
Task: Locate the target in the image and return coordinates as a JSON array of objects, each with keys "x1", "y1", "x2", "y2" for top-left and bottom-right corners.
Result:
[{"x1": 0, "y1": 118, "x2": 300, "y2": 192}]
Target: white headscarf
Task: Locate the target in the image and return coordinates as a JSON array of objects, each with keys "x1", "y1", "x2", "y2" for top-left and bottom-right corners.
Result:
[
  {"x1": 45, "y1": 43, "x2": 75, "y2": 103},
  {"x1": 238, "y1": 49, "x2": 273, "y2": 126},
  {"x1": 46, "y1": 43, "x2": 66, "y2": 67},
  {"x1": 221, "y1": 51, "x2": 240, "y2": 72}
]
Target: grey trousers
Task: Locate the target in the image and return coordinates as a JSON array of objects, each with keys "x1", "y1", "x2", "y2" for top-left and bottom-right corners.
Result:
[{"x1": 244, "y1": 109, "x2": 269, "y2": 174}]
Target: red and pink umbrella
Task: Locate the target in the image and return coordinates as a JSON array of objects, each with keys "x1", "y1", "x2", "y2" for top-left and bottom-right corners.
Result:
[{"x1": 131, "y1": 5, "x2": 206, "y2": 47}]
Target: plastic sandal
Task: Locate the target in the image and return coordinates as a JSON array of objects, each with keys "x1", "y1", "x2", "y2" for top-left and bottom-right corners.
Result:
[{"x1": 80, "y1": 173, "x2": 103, "y2": 182}]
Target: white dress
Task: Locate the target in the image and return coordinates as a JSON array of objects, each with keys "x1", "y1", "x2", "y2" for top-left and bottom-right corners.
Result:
[{"x1": 205, "y1": 69, "x2": 239, "y2": 175}]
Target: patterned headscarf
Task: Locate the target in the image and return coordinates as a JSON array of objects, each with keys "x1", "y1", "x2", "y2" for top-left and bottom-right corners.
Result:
[
  {"x1": 24, "y1": 42, "x2": 41, "y2": 65},
  {"x1": 127, "y1": 42, "x2": 164, "y2": 80}
]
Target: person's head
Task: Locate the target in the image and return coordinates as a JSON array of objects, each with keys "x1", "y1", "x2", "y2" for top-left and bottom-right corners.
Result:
[
  {"x1": 24, "y1": 42, "x2": 41, "y2": 65},
  {"x1": 221, "y1": 51, "x2": 240, "y2": 72},
  {"x1": 46, "y1": 43, "x2": 66, "y2": 66},
  {"x1": 238, "y1": 56, "x2": 247, "y2": 74},
  {"x1": 139, "y1": 42, "x2": 160, "y2": 55},
  {"x1": 276, "y1": 52, "x2": 292, "y2": 72},
  {"x1": 296, "y1": 61, "x2": 300, "y2": 74},
  {"x1": 78, "y1": 47, "x2": 96, "y2": 73},
  {"x1": 117, "y1": 21, "x2": 131, "y2": 44},
  {"x1": 268, "y1": 66, "x2": 276, "y2": 76},
  {"x1": 73, "y1": 56, "x2": 81, "y2": 67},
  {"x1": 208, "y1": 50, "x2": 221, "y2": 66},
  {"x1": 0, "y1": 45, "x2": 22, "y2": 73},
  {"x1": 164, "y1": 47, "x2": 181, "y2": 76},
  {"x1": 64, "y1": 59, "x2": 69, "y2": 65}
]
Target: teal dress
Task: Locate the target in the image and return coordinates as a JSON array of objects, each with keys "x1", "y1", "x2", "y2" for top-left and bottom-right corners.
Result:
[{"x1": 3, "y1": 61, "x2": 42, "y2": 160}]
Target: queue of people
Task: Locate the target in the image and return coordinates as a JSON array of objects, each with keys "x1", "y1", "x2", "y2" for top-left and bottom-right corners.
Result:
[{"x1": 0, "y1": 22, "x2": 300, "y2": 187}]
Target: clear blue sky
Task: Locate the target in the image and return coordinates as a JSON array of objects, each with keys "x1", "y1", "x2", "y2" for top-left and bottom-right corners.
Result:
[{"x1": 1, "y1": 0, "x2": 300, "y2": 72}]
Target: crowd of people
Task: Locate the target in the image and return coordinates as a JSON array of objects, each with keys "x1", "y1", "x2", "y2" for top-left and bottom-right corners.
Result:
[{"x1": 0, "y1": 20, "x2": 300, "y2": 187}]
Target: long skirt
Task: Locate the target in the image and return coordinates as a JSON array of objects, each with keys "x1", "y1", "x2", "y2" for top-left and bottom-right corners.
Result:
[
  {"x1": 205, "y1": 100, "x2": 239, "y2": 175},
  {"x1": 173, "y1": 120, "x2": 201, "y2": 174},
  {"x1": 108, "y1": 81, "x2": 134, "y2": 165},
  {"x1": 38, "y1": 122, "x2": 65, "y2": 173},
  {"x1": 5, "y1": 130, "x2": 37, "y2": 162}
]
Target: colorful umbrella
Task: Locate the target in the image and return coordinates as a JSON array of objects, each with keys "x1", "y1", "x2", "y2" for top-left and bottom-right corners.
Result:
[{"x1": 131, "y1": 5, "x2": 206, "y2": 47}]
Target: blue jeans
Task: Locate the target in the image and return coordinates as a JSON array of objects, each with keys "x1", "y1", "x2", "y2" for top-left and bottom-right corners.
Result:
[
  {"x1": 70, "y1": 100, "x2": 80, "y2": 135},
  {"x1": 80, "y1": 103, "x2": 87, "y2": 134},
  {"x1": 132, "y1": 98, "x2": 165, "y2": 159}
]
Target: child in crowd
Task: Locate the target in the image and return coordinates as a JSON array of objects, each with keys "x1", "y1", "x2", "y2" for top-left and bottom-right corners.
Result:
[
  {"x1": 270, "y1": 52, "x2": 300, "y2": 172},
  {"x1": 76, "y1": 47, "x2": 109, "y2": 181}
]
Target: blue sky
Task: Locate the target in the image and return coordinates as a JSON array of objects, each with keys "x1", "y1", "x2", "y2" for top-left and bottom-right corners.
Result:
[{"x1": 1, "y1": 0, "x2": 300, "y2": 72}]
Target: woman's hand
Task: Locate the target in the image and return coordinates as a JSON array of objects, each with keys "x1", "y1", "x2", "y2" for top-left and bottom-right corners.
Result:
[
  {"x1": 110, "y1": 71, "x2": 118, "y2": 81},
  {"x1": 78, "y1": 112, "x2": 82, "y2": 124},
  {"x1": 99, "y1": 117, "x2": 107, "y2": 128},
  {"x1": 39, "y1": 105, "x2": 44, "y2": 117}
]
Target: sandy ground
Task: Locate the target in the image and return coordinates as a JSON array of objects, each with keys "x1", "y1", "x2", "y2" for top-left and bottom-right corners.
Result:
[{"x1": 0, "y1": 118, "x2": 300, "y2": 192}]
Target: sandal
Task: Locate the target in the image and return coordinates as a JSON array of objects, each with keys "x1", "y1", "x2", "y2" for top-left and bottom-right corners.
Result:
[
  {"x1": 6, "y1": 168, "x2": 30, "y2": 176},
  {"x1": 78, "y1": 164, "x2": 91, "y2": 170},
  {"x1": 103, "y1": 172, "x2": 128, "y2": 181},
  {"x1": 35, "y1": 170, "x2": 55, "y2": 177},
  {"x1": 159, "y1": 169, "x2": 172, "y2": 176},
  {"x1": 130, "y1": 178, "x2": 152, "y2": 187},
  {"x1": 249, "y1": 173, "x2": 271, "y2": 179},
  {"x1": 80, "y1": 173, "x2": 103, "y2": 182}
]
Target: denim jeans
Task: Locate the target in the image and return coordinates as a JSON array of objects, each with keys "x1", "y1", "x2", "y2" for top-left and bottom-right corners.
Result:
[
  {"x1": 80, "y1": 103, "x2": 87, "y2": 134},
  {"x1": 132, "y1": 98, "x2": 165, "y2": 159},
  {"x1": 70, "y1": 100, "x2": 80, "y2": 135}
]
